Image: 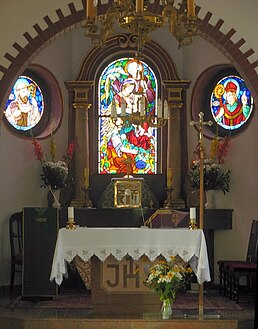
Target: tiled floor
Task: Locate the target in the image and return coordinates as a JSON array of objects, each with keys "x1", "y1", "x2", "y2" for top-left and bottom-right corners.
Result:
[{"x1": 0, "y1": 286, "x2": 255, "y2": 329}]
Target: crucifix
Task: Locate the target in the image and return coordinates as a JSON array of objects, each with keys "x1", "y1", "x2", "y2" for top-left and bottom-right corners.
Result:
[
  {"x1": 190, "y1": 111, "x2": 212, "y2": 316},
  {"x1": 190, "y1": 112, "x2": 212, "y2": 229},
  {"x1": 124, "y1": 154, "x2": 133, "y2": 178}
]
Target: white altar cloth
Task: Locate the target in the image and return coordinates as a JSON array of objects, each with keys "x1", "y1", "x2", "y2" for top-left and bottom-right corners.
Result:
[{"x1": 50, "y1": 227, "x2": 211, "y2": 286}]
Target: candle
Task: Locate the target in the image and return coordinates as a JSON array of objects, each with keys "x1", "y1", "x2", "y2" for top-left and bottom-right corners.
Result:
[
  {"x1": 84, "y1": 168, "x2": 89, "y2": 188},
  {"x1": 163, "y1": 100, "x2": 168, "y2": 119},
  {"x1": 136, "y1": 0, "x2": 143, "y2": 12},
  {"x1": 111, "y1": 98, "x2": 117, "y2": 118},
  {"x1": 187, "y1": 0, "x2": 195, "y2": 17},
  {"x1": 190, "y1": 207, "x2": 196, "y2": 220},
  {"x1": 167, "y1": 168, "x2": 172, "y2": 188},
  {"x1": 86, "y1": 0, "x2": 94, "y2": 18},
  {"x1": 121, "y1": 99, "x2": 126, "y2": 116},
  {"x1": 140, "y1": 97, "x2": 145, "y2": 116},
  {"x1": 157, "y1": 99, "x2": 162, "y2": 118},
  {"x1": 68, "y1": 207, "x2": 74, "y2": 219}
]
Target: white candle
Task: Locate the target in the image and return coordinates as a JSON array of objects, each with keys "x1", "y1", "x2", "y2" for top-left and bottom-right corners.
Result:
[
  {"x1": 111, "y1": 98, "x2": 117, "y2": 118},
  {"x1": 84, "y1": 168, "x2": 89, "y2": 188},
  {"x1": 164, "y1": 100, "x2": 168, "y2": 119},
  {"x1": 190, "y1": 207, "x2": 196, "y2": 219},
  {"x1": 68, "y1": 207, "x2": 74, "y2": 219},
  {"x1": 157, "y1": 99, "x2": 162, "y2": 118},
  {"x1": 140, "y1": 97, "x2": 145, "y2": 116},
  {"x1": 121, "y1": 99, "x2": 126, "y2": 116}
]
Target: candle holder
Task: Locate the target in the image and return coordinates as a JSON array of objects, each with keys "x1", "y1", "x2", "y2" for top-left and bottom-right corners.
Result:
[
  {"x1": 188, "y1": 218, "x2": 198, "y2": 230},
  {"x1": 163, "y1": 187, "x2": 174, "y2": 208},
  {"x1": 82, "y1": 187, "x2": 93, "y2": 208},
  {"x1": 66, "y1": 216, "x2": 76, "y2": 229}
]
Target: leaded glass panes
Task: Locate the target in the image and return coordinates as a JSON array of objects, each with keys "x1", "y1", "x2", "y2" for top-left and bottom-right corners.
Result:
[
  {"x1": 4, "y1": 75, "x2": 44, "y2": 131},
  {"x1": 210, "y1": 75, "x2": 253, "y2": 130},
  {"x1": 98, "y1": 58, "x2": 158, "y2": 174}
]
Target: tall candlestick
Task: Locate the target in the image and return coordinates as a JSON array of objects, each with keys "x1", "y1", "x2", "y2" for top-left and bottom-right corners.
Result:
[
  {"x1": 86, "y1": 0, "x2": 94, "y2": 18},
  {"x1": 84, "y1": 167, "x2": 89, "y2": 188}
]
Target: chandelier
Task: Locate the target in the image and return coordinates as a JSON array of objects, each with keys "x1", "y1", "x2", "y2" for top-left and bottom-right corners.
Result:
[
  {"x1": 84, "y1": 0, "x2": 197, "y2": 50},
  {"x1": 110, "y1": 95, "x2": 169, "y2": 128}
]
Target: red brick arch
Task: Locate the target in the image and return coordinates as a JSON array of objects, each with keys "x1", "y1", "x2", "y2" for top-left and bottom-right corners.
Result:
[{"x1": 0, "y1": 3, "x2": 258, "y2": 110}]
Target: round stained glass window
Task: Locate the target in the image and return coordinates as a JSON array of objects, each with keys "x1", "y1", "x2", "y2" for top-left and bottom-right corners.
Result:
[
  {"x1": 4, "y1": 75, "x2": 44, "y2": 131},
  {"x1": 210, "y1": 75, "x2": 253, "y2": 131}
]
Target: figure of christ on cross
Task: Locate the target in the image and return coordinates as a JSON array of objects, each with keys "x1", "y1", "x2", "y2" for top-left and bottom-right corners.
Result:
[{"x1": 123, "y1": 154, "x2": 134, "y2": 178}]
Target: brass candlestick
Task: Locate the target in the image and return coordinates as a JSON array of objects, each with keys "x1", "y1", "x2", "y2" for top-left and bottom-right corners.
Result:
[
  {"x1": 188, "y1": 218, "x2": 198, "y2": 230},
  {"x1": 82, "y1": 187, "x2": 93, "y2": 208},
  {"x1": 66, "y1": 216, "x2": 76, "y2": 229},
  {"x1": 163, "y1": 187, "x2": 174, "y2": 208}
]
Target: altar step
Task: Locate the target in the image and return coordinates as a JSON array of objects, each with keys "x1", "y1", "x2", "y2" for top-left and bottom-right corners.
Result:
[{"x1": 0, "y1": 315, "x2": 251, "y2": 329}]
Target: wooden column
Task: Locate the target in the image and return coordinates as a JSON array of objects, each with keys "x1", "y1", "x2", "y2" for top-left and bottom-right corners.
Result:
[
  {"x1": 162, "y1": 81, "x2": 189, "y2": 208},
  {"x1": 72, "y1": 85, "x2": 93, "y2": 206}
]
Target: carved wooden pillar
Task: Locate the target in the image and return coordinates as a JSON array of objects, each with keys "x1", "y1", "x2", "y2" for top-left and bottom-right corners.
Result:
[
  {"x1": 66, "y1": 82, "x2": 93, "y2": 207},
  {"x1": 163, "y1": 81, "x2": 189, "y2": 208}
]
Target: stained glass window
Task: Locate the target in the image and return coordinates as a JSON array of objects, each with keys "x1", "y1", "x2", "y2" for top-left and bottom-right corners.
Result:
[
  {"x1": 4, "y1": 75, "x2": 44, "y2": 131},
  {"x1": 210, "y1": 75, "x2": 253, "y2": 130},
  {"x1": 98, "y1": 57, "x2": 158, "y2": 174}
]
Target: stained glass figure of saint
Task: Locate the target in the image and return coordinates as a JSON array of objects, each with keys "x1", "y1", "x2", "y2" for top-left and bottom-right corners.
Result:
[
  {"x1": 4, "y1": 76, "x2": 44, "y2": 131},
  {"x1": 210, "y1": 75, "x2": 253, "y2": 130},
  {"x1": 98, "y1": 58, "x2": 158, "y2": 175}
]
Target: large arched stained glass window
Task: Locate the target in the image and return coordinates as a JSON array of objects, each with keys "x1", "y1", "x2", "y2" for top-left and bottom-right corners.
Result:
[
  {"x1": 4, "y1": 75, "x2": 44, "y2": 131},
  {"x1": 98, "y1": 57, "x2": 158, "y2": 174},
  {"x1": 210, "y1": 75, "x2": 253, "y2": 131}
]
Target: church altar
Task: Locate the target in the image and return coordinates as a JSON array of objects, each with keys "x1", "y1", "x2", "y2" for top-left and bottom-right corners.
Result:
[
  {"x1": 50, "y1": 227, "x2": 210, "y2": 314},
  {"x1": 50, "y1": 227, "x2": 210, "y2": 285}
]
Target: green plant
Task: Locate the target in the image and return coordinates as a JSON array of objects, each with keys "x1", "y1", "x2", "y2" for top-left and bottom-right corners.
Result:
[{"x1": 189, "y1": 159, "x2": 231, "y2": 194}]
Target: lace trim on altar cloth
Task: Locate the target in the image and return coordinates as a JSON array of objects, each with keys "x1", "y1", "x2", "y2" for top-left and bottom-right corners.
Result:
[{"x1": 63, "y1": 247, "x2": 196, "y2": 263}]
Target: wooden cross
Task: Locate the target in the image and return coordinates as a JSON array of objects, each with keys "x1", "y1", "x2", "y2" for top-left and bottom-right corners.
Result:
[
  {"x1": 190, "y1": 112, "x2": 213, "y2": 229},
  {"x1": 190, "y1": 111, "x2": 212, "y2": 317}
]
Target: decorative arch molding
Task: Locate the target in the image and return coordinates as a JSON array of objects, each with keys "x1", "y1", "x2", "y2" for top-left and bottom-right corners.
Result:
[{"x1": 0, "y1": 3, "x2": 258, "y2": 112}]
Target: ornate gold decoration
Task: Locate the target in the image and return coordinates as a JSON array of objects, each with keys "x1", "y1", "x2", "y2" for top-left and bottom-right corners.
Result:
[{"x1": 84, "y1": 0, "x2": 197, "y2": 51}]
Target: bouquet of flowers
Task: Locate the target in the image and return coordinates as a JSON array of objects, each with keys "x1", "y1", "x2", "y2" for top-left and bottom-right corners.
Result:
[
  {"x1": 189, "y1": 136, "x2": 231, "y2": 194},
  {"x1": 144, "y1": 256, "x2": 193, "y2": 302},
  {"x1": 32, "y1": 136, "x2": 75, "y2": 190}
]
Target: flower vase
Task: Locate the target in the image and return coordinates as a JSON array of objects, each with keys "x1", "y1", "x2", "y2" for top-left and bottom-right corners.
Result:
[
  {"x1": 205, "y1": 190, "x2": 215, "y2": 209},
  {"x1": 47, "y1": 186, "x2": 61, "y2": 209},
  {"x1": 161, "y1": 299, "x2": 173, "y2": 319}
]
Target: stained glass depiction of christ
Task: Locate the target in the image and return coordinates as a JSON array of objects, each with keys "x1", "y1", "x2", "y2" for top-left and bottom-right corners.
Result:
[
  {"x1": 210, "y1": 75, "x2": 253, "y2": 130},
  {"x1": 98, "y1": 58, "x2": 158, "y2": 175}
]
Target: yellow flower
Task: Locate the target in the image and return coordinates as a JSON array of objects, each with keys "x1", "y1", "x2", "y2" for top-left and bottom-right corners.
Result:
[{"x1": 167, "y1": 271, "x2": 174, "y2": 278}]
